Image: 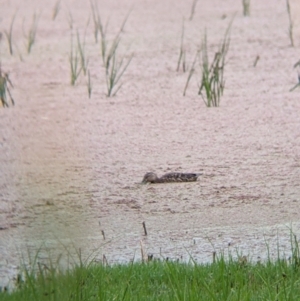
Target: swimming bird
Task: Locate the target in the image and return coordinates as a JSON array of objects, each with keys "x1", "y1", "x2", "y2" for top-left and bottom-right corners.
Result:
[{"x1": 142, "y1": 172, "x2": 202, "y2": 184}]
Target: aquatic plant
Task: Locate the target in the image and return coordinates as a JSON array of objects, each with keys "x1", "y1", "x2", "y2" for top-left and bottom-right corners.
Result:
[
  {"x1": 176, "y1": 20, "x2": 187, "y2": 72},
  {"x1": 198, "y1": 20, "x2": 232, "y2": 107},
  {"x1": 52, "y1": 0, "x2": 61, "y2": 21},
  {"x1": 4, "y1": 13, "x2": 17, "y2": 55},
  {"x1": 0, "y1": 65, "x2": 15, "y2": 107},
  {"x1": 87, "y1": 70, "x2": 92, "y2": 98},
  {"x1": 24, "y1": 13, "x2": 39, "y2": 54},
  {"x1": 69, "y1": 35, "x2": 82, "y2": 86},
  {"x1": 90, "y1": 7, "x2": 133, "y2": 96},
  {"x1": 242, "y1": 0, "x2": 250, "y2": 16},
  {"x1": 189, "y1": 0, "x2": 199, "y2": 21},
  {"x1": 286, "y1": 0, "x2": 294, "y2": 47}
]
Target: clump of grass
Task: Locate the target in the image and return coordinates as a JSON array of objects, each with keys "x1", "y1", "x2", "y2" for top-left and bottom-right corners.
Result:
[
  {"x1": 286, "y1": 0, "x2": 294, "y2": 47},
  {"x1": 99, "y1": 12, "x2": 130, "y2": 66},
  {"x1": 24, "y1": 13, "x2": 39, "y2": 54},
  {"x1": 94, "y1": 10, "x2": 133, "y2": 97},
  {"x1": 52, "y1": 0, "x2": 61, "y2": 21},
  {"x1": 68, "y1": 19, "x2": 90, "y2": 86},
  {"x1": 242, "y1": 0, "x2": 250, "y2": 16},
  {"x1": 3, "y1": 235, "x2": 300, "y2": 300},
  {"x1": 0, "y1": 64, "x2": 15, "y2": 107},
  {"x1": 4, "y1": 13, "x2": 17, "y2": 55},
  {"x1": 89, "y1": 2, "x2": 125, "y2": 66},
  {"x1": 105, "y1": 51, "x2": 133, "y2": 97},
  {"x1": 198, "y1": 21, "x2": 232, "y2": 107},
  {"x1": 176, "y1": 20, "x2": 187, "y2": 72}
]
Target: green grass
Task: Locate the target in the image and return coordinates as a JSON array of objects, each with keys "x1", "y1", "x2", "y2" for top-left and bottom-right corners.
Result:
[
  {"x1": 105, "y1": 52, "x2": 133, "y2": 97},
  {"x1": 289, "y1": 60, "x2": 300, "y2": 91},
  {"x1": 69, "y1": 32, "x2": 85, "y2": 86},
  {"x1": 69, "y1": 35, "x2": 82, "y2": 86},
  {"x1": 4, "y1": 12, "x2": 17, "y2": 55},
  {"x1": 0, "y1": 66, "x2": 15, "y2": 107},
  {"x1": 189, "y1": 0, "x2": 199, "y2": 21},
  {"x1": 176, "y1": 20, "x2": 187, "y2": 72},
  {"x1": 198, "y1": 19, "x2": 232, "y2": 107},
  {"x1": 90, "y1": 0, "x2": 102, "y2": 43},
  {"x1": 87, "y1": 70, "x2": 92, "y2": 98},
  {"x1": 67, "y1": 11, "x2": 73, "y2": 30},
  {"x1": 76, "y1": 29, "x2": 89, "y2": 76},
  {"x1": 102, "y1": 15, "x2": 133, "y2": 97},
  {"x1": 2, "y1": 240, "x2": 300, "y2": 300},
  {"x1": 92, "y1": 8, "x2": 133, "y2": 97},
  {"x1": 183, "y1": 51, "x2": 198, "y2": 96},
  {"x1": 242, "y1": 0, "x2": 250, "y2": 17},
  {"x1": 24, "y1": 13, "x2": 39, "y2": 54},
  {"x1": 52, "y1": 0, "x2": 61, "y2": 21},
  {"x1": 286, "y1": 0, "x2": 294, "y2": 47},
  {"x1": 253, "y1": 55, "x2": 260, "y2": 67},
  {"x1": 183, "y1": 19, "x2": 233, "y2": 105}
]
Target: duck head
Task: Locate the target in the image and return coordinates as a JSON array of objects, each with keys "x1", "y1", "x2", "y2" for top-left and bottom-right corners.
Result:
[{"x1": 142, "y1": 172, "x2": 158, "y2": 184}]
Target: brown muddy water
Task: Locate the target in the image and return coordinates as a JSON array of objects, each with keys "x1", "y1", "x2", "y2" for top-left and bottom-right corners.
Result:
[{"x1": 1, "y1": 0, "x2": 300, "y2": 289}]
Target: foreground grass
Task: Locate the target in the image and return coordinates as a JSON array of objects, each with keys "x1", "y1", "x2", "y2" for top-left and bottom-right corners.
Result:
[{"x1": 2, "y1": 252, "x2": 300, "y2": 301}]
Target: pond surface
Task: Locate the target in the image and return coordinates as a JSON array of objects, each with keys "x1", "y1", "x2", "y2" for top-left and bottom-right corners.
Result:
[{"x1": 1, "y1": 0, "x2": 300, "y2": 289}]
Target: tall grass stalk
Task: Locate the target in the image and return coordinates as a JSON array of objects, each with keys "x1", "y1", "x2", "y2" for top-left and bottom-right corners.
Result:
[
  {"x1": 176, "y1": 20, "x2": 186, "y2": 72},
  {"x1": 76, "y1": 29, "x2": 89, "y2": 75},
  {"x1": 67, "y1": 11, "x2": 73, "y2": 30},
  {"x1": 198, "y1": 21, "x2": 232, "y2": 107},
  {"x1": 52, "y1": 0, "x2": 61, "y2": 21},
  {"x1": 94, "y1": 10, "x2": 133, "y2": 97},
  {"x1": 289, "y1": 73, "x2": 300, "y2": 92},
  {"x1": 253, "y1": 55, "x2": 260, "y2": 67},
  {"x1": 242, "y1": 0, "x2": 250, "y2": 16},
  {"x1": 90, "y1": 0, "x2": 102, "y2": 43},
  {"x1": 183, "y1": 51, "x2": 198, "y2": 96},
  {"x1": 4, "y1": 13, "x2": 17, "y2": 55},
  {"x1": 286, "y1": 0, "x2": 294, "y2": 47},
  {"x1": 89, "y1": 0, "x2": 111, "y2": 51},
  {"x1": 0, "y1": 65, "x2": 15, "y2": 107},
  {"x1": 290, "y1": 61, "x2": 300, "y2": 91},
  {"x1": 100, "y1": 12, "x2": 131, "y2": 70},
  {"x1": 189, "y1": 0, "x2": 198, "y2": 21},
  {"x1": 87, "y1": 70, "x2": 92, "y2": 98},
  {"x1": 25, "y1": 14, "x2": 39, "y2": 54},
  {"x1": 106, "y1": 52, "x2": 133, "y2": 97},
  {"x1": 69, "y1": 34, "x2": 82, "y2": 86}
]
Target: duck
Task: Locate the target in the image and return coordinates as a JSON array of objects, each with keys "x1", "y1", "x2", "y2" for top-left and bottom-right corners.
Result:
[{"x1": 142, "y1": 172, "x2": 202, "y2": 184}]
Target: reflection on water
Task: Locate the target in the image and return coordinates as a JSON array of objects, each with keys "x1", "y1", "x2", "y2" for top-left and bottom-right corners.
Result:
[
  {"x1": 0, "y1": 107, "x2": 95, "y2": 288},
  {"x1": 1, "y1": 213, "x2": 300, "y2": 289}
]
